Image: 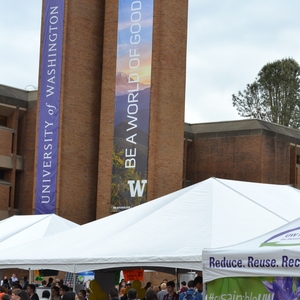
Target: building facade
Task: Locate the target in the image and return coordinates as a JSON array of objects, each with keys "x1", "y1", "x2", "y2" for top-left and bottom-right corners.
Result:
[
  {"x1": 0, "y1": 85, "x2": 37, "y2": 218},
  {"x1": 185, "y1": 120, "x2": 300, "y2": 189},
  {"x1": 2, "y1": 85, "x2": 300, "y2": 223}
]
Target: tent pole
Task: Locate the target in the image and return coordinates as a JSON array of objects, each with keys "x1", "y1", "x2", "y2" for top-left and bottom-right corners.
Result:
[
  {"x1": 202, "y1": 282, "x2": 206, "y2": 300},
  {"x1": 29, "y1": 268, "x2": 32, "y2": 283},
  {"x1": 175, "y1": 268, "x2": 178, "y2": 291},
  {"x1": 73, "y1": 265, "x2": 76, "y2": 293}
]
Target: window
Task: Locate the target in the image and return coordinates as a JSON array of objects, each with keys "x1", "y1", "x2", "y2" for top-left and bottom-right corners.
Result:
[
  {"x1": 0, "y1": 116, "x2": 7, "y2": 127},
  {"x1": 0, "y1": 169, "x2": 5, "y2": 180}
]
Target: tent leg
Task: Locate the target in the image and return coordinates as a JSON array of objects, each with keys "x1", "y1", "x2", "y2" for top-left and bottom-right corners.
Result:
[
  {"x1": 202, "y1": 281, "x2": 206, "y2": 300},
  {"x1": 73, "y1": 265, "x2": 76, "y2": 293}
]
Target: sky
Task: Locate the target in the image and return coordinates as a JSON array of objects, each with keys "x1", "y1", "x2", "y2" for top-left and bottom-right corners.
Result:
[{"x1": 1, "y1": 1, "x2": 300, "y2": 124}]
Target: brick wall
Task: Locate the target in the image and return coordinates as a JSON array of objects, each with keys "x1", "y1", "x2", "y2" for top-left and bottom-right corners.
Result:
[
  {"x1": 0, "y1": 185, "x2": 9, "y2": 210},
  {"x1": 186, "y1": 131, "x2": 294, "y2": 186},
  {"x1": 16, "y1": 103, "x2": 37, "y2": 214},
  {"x1": 187, "y1": 135, "x2": 262, "y2": 183},
  {"x1": 0, "y1": 129, "x2": 12, "y2": 156}
]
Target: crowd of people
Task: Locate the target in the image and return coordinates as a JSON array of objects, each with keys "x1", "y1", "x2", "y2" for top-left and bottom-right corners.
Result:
[
  {"x1": 116, "y1": 277, "x2": 203, "y2": 300},
  {"x1": 0, "y1": 274, "x2": 89, "y2": 300},
  {"x1": 0, "y1": 274, "x2": 203, "y2": 300}
]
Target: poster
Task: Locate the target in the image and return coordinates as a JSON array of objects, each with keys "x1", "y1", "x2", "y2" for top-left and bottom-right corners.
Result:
[{"x1": 111, "y1": 0, "x2": 154, "y2": 212}]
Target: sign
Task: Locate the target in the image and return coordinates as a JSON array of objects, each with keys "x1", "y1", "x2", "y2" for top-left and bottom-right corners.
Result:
[
  {"x1": 35, "y1": 0, "x2": 65, "y2": 214},
  {"x1": 123, "y1": 270, "x2": 144, "y2": 282},
  {"x1": 207, "y1": 277, "x2": 300, "y2": 300},
  {"x1": 111, "y1": 0, "x2": 154, "y2": 212}
]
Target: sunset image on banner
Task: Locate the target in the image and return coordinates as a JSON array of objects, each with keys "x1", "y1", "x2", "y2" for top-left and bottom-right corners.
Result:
[{"x1": 111, "y1": 0, "x2": 154, "y2": 212}]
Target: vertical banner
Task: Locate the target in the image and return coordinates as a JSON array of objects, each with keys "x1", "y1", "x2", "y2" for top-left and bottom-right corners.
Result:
[
  {"x1": 35, "y1": 0, "x2": 64, "y2": 214},
  {"x1": 111, "y1": 0, "x2": 154, "y2": 212}
]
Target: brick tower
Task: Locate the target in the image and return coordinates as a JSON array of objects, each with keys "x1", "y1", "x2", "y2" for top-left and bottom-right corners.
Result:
[{"x1": 34, "y1": 0, "x2": 188, "y2": 223}]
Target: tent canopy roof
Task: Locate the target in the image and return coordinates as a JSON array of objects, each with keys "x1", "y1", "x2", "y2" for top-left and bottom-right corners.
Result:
[{"x1": 0, "y1": 214, "x2": 79, "y2": 250}]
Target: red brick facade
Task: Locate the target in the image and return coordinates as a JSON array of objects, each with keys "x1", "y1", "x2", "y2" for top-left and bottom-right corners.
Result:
[{"x1": 185, "y1": 121, "x2": 300, "y2": 188}]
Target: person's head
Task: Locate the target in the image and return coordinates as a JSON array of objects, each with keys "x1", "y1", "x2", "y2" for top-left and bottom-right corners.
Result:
[
  {"x1": 119, "y1": 281, "x2": 126, "y2": 289},
  {"x1": 166, "y1": 281, "x2": 175, "y2": 295},
  {"x1": 52, "y1": 286, "x2": 60, "y2": 296},
  {"x1": 42, "y1": 290, "x2": 51, "y2": 299},
  {"x1": 109, "y1": 288, "x2": 119, "y2": 299},
  {"x1": 181, "y1": 281, "x2": 186, "y2": 287},
  {"x1": 78, "y1": 290, "x2": 86, "y2": 299},
  {"x1": 11, "y1": 282, "x2": 20, "y2": 289},
  {"x1": 193, "y1": 276, "x2": 203, "y2": 291},
  {"x1": 145, "y1": 289, "x2": 158, "y2": 300},
  {"x1": 42, "y1": 280, "x2": 47, "y2": 286},
  {"x1": 48, "y1": 278, "x2": 54, "y2": 283},
  {"x1": 2, "y1": 294, "x2": 10, "y2": 300},
  {"x1": 62, "y1": 291, "x2": 76, "y2": 300},
  {"x1": 187, "y1": 281, "x2": 194, "y2": 289},
  {"x1": 12, "y1": 273, "x2": 17, "y2": 278},
  {"x1": 60, "y1": 285, "x2": 70, "y2": 296},
  {"x1": 0, "y1": 286, "x2": 7, "y2": 293},
  {"x1": 12, "y1": 288, "x2": 21, "y2": 300},
  {"x1": 128, "y1": 289, "x2": 137, "y2": 300},
  {"x1": 152, "y1": 286, "x2": 159, "y2": 295},
  {"x1": 27, "y1": 284, "x2": 36, "y2": 295},
  {"x1": 144, "y1": 282, "x2": 152, "y2": 289},
  {"x1": 23, "y1": 276, "x2": 28, "y2": 281},
  {"x1": 163, "y1": 279, "x2": 168, "y2": 284},
  {"x1": 160, "y1": 283, "x2": 166, "y2": 290},
  {"x1": 16, "y1": 290, "x2": 30, "y2": 300}
]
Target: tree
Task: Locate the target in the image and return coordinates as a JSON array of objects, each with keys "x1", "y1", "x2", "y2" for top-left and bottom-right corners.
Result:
[{"x1": 232, "y1": 58, "x2": 300, "y2": 128}]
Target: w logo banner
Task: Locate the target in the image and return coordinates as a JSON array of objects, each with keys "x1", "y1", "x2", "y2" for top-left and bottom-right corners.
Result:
[{"x1": 110, "y1": 0, "x2": 154, "y2": 212}]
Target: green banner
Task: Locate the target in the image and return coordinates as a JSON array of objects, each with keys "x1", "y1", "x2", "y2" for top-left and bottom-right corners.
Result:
[{"x1": 207, "y1": 277, "x2": 300, "y2": 300}]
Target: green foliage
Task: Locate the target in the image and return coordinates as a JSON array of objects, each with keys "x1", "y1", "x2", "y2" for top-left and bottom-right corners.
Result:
[
  {"x1": 232, "y1": 58, "x2": 300, "y2": 128},
  {"x1": 111, "y1": 146, "x2": 146, "y2": 210}
]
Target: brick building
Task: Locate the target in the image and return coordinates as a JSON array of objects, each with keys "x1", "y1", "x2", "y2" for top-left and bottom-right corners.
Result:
[
  {"x1": 184, "y1": 120, "x2": 300, "y2": 189},
  {"x1": 2, "y1": 85, "x2": 300, "y2": 223},
  {"x1": 0, "y1": 85, "x2": 37, "y2": 219}
]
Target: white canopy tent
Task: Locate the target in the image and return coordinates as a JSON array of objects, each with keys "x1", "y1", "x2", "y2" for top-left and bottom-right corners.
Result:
[
  {"x1": 0, "y1": 178, "x2": 299, "y2": 273},
  {"x1": 0, "y1": 214, "x2": 79, "y2": 250},
  {"x1": 202, "y1": 216, "x2": 300, "y2": 283}
]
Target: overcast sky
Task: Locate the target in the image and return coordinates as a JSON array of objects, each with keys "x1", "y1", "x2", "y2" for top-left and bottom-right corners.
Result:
[{"x1": 1, "y1": 1, "x2": 300, "y2": 124}]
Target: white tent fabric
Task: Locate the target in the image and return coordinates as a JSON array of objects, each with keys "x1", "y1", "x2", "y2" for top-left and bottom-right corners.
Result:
[
  {"x1": 0, "y1": 214, "x2": 79, "y2": 250},
  {"x1": 0, "y1": 178, "x2": 299, "y2": 273},
  {"x1": 202, "y1": 217, "x2": 300, "y2": 283}
]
